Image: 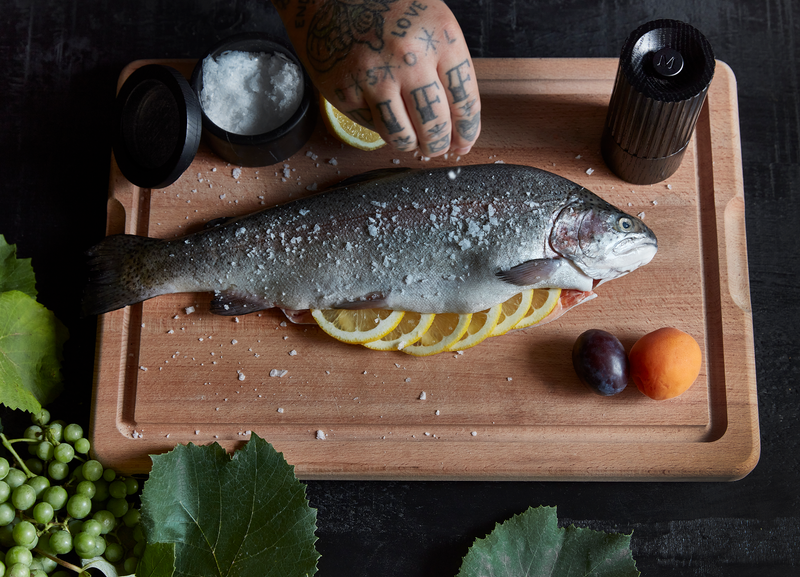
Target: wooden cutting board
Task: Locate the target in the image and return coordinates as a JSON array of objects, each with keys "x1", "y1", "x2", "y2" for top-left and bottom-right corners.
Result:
[{"x1": 90, "y1": 58, "x2": 759, "y2": 480}]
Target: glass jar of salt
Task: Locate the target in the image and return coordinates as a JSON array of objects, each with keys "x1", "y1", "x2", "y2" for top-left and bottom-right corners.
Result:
[{"x1": 190, "y1": 33, "x2": 315, "y2": 167}]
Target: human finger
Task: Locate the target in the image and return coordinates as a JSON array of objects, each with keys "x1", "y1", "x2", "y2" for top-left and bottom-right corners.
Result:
[
  {"x1": 400, "y1": 71, "x2": 453, "y2": 157},
  {"x1": 438, "y1": 56, "x2": 481, "y2": 155}
]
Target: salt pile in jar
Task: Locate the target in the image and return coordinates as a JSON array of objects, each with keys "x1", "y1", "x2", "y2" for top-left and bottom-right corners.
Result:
[{"x1": 200, "y1": 50, "x2": 303, "y2": 136}]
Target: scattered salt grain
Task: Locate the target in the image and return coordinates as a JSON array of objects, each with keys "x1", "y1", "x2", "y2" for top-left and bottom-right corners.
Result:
[
  {"x1": 238, "y1": 373, "x2": 246, "y2": 381},
  {"x1": 471, "y1": 431, "x2": 478, "y2": 436},
  {"x1": 585, "y1": 168, "x2": 594, "y2": 175},
  {"x1": 419, "y1": 391, "x2": 427, "y2": 400},
  {"x1": 637, "y1": 211, "x2": 646, "y2": 219},
  {"x1": 652, "y1": 200, "x2": 658, "y2": 206},
  {"x1": 316, "y1": 430, "x2": 326, "y2": 440},
  {"x1": 270, "y1": 369, "x2": 289, "y2": 377},
  {"x1": 232, "y1": 167, "x2": 242, "y2": 179},
  {"x1": 392, "y1": 159, "x2": 400, "y2": 164},
  {"x1": 139, "y1": 366, "x2": 148, "y2": 371},
  {"x1": 289, "y1": 350, "x2": 297, "y2": 356},
  {"x1": 328, "y1": 158, "x2": 338, "y2": 166},
  {"x1": 199, "y1": 50, "x2": 303, "y2": 135},
  {"x1": 185, "y1": 306, "x2": 195, "y2": 314},
  {"x1": 231, "y1": 339, "x2": 238, "y2": 345},
  {"x1": 435, "y1": 410, "x2": 440, "y2": 415},
  {"x1": 277, "y1": 408, "x2": 284, "y2": 413}
]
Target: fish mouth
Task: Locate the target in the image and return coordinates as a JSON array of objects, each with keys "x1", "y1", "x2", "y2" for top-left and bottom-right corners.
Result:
[{"x1": 611, "y1": 237, "x2": 658, "y2": 257}]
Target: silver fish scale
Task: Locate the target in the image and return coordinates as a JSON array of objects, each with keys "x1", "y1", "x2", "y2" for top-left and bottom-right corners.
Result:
[{"x1": 128, "y1": 164, "x2": 633, "y2": 314}]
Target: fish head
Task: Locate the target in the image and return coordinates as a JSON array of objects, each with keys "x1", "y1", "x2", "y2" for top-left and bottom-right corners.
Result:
[{"x1": 550, "y1": 193, "x2": 658, "y2": 282}]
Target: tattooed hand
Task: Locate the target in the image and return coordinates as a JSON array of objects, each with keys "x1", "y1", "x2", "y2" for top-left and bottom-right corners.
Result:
[{"x1": 271, "y1": 0, "x2": 481, "y2": 157}]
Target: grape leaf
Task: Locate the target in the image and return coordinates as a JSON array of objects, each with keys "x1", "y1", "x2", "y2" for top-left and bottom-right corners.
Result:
[
  {"x1": 137, "y1": 542, "x2": 176, "y2": 577},
  {"x1": 0, "y1": 235, "x2": 37, "y2": 297},
  {"x1": 0, "y1": 290, "x2": 67, "y2": 413},
  {"x1": 141, "y1": 434, "x2": 319, "y2": 577},
  {"x1": 81, "y1": 555, "x2": 136, "y2": 577},
  {"x1": 457, "y1": 506, "x2": 639, "y2": 577}
]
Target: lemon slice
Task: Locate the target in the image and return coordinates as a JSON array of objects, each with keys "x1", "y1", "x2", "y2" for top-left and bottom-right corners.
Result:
[
  {"x1": 490, "y1": 291, "x2": 535, "y2": 337},
  {"x1": 403, "y1": 313, "x2": 473, "y2": 357},
  {"x1": 449, "y1": 304, "x2": 503, "y2": 352},
  {"x1": 311, "y1": 309, "x2": 405, "y2": 344},
  {"x1": 513, "y1": 288, "x2": 562, "y2": 329},
  {"x1": 320, "y1": 95, "x2": 386, "y2": 151},
  {"x1": 363, "y1": 312, "x2": 436, "y2": 351}
]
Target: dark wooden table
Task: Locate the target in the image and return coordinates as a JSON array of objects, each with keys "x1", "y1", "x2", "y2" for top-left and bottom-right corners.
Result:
[{"x1": 1, "y1": 1, "x2": 797, "y2": 575}]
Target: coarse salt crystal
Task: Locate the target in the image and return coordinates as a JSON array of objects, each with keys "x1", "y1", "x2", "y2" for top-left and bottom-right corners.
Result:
[
  {"x1": 200, "y1": 51, "x2": 303, "y2": 135},
  {"x1": 586, "y1": 168, "x2": 594, "y2": 175},
  {"x1": 419, "y1": 391, "x2": 427, "y2": 400},
  {"x1": 316, "y1": 430, "x2": 326, "y2": 440},
  {"x1": 185, "y1": 306, "x2": 195, "y2": 314}
]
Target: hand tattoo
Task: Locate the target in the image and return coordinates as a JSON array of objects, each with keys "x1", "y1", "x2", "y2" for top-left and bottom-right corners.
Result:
[
  {"x1": 307, "y1": 0, "x2": 399, "y2": 72},
  {"x1": 457, "y1": 112, "x2": 480, "y2": 141}
]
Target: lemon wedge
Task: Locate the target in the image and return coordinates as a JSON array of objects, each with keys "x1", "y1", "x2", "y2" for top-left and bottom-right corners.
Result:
[
  {"x1": 490, "y1": 290, "x2": 535, "y2": 337},
  {"x1": 320, "y1": 95, "x2": 386, "y2": 151},
  {"x1": 363, "y1": 312, "x2": 436, "y2": 351},
  {"x1": 513, "y1": 288, "x2": 562, "y2": 329},
  {"x1": 403, "y1": 313, "x2": 473, "y2": 357},
  {"x1": 311, "y1": 309, "x2": 405, "y2": 344},
  {"x1": 449, "y1": 304, "x2": 503, "y2": 352}
]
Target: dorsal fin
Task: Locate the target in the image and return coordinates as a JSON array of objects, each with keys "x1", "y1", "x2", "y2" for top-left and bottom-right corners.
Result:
[{"x1": 334, "y1": 167, "x2": 412, "y2": 188}]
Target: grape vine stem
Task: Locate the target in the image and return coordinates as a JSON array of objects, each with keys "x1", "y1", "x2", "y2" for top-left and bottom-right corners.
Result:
[
  {"x1": 0, "y1": 432, "x2": 37, "y2": 478},
  {"x1": 34, "y1": 546, "x2": 88, "y2": 575}
]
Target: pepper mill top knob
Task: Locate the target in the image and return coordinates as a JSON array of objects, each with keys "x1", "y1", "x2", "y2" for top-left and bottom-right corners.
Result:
[{"x1": 601, "y1": 19, "x2": 716, "y2": 184}]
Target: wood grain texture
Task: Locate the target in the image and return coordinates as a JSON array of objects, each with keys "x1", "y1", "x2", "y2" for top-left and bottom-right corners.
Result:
[{"x1": 90, "y1": 58, "x2": 758, "y2": 480}]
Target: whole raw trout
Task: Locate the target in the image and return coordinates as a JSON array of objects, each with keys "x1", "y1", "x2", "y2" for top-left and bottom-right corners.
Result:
[{"x1": 83, "y1": 164, "x2": 657, "y2": 317}]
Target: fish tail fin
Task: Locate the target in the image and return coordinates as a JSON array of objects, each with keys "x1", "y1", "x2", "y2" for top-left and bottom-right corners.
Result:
[{"x1": 82, "y1": 234, "x2": 163, "y2": 316}]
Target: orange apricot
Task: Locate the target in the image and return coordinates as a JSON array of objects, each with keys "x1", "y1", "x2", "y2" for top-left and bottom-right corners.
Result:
[{"x1": 629, "y1": 327, "x2": 702, "y2": 400}]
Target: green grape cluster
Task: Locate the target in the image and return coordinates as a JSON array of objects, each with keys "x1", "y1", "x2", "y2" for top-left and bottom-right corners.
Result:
[{"x1": 0, "y1": 410, "x2": 144, "y2": 576}]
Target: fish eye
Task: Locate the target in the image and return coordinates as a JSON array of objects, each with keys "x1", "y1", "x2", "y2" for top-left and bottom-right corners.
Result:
[{"x1": 617, "y1": 217, "x2": 634, "y2": 231}]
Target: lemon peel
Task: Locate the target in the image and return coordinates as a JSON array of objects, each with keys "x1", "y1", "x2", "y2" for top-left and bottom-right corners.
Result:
[
  {"x1": 320, "y1": 95, "x2": 386, "y2": 151},
  {"x1": 403, "y1": 313, "x2": 473, "y2": 357},
  {"x1": 449, "y1": 304, "x2": 503, "y2": 352},
  {"x1": 311, "y1": 309, "x2": 405, "y2": 344},
  {"x1": 363, "y1": 312, "x2": 436, "y2": 351},
  {"x1": 513, "y1": 288, "x2": 562, "y2": 329},
  {"x1": 490, "y1": 290, "x2": 535, "y2": 337}
]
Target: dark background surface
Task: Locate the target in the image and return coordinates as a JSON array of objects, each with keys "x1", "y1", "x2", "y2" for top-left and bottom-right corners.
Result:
[{"x1": 1, "y1": 0, "x2": 798, "y2": 575}]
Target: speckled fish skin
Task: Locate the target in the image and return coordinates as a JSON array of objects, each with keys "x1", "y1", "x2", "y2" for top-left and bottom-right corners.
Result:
[{"x1": 82, "y1": 164, "x2": 657, "y2": 316}]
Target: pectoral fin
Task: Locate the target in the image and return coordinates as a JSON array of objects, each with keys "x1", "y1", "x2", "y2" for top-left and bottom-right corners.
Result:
[
  {"x1": 496, "y1": 259, "x2": 564, "y2": 286},
  {"x1": 334, "y1": 292, "x2": 391, "y2": 310},
  {"x1": 211, "y1": 291, "x2": 270, "y2": 315}
]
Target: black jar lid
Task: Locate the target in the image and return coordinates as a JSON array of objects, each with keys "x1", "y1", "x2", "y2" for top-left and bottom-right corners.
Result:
[{"x1": 112, "y1": 64, "x2": 202, "y2": 189}]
